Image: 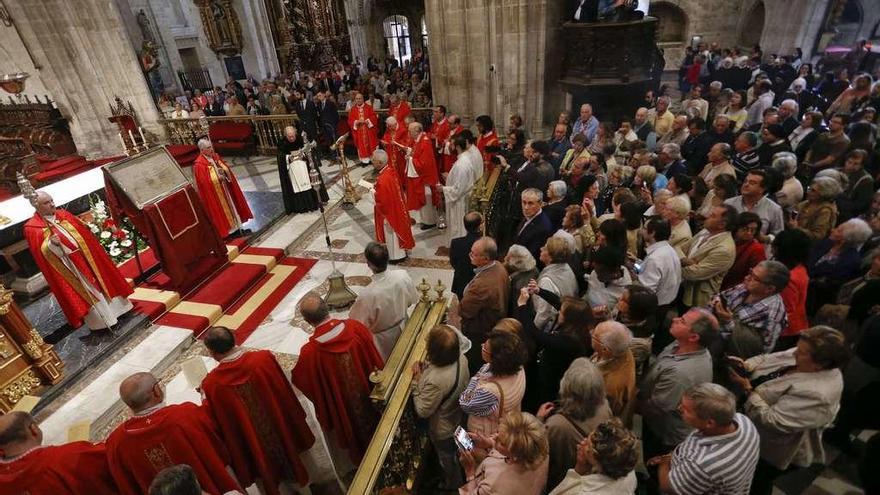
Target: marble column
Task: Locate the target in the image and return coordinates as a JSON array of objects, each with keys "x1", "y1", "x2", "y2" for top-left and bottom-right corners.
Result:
[
  {"x1": 237, "y1": 0, "x2": 282, "y2": 79},
  {"x1": 343, "y1": 0, "x2": 369, "y2": 63},
  {"x1": 4, "y1": 0, "x2": 163, "y2": 158}
]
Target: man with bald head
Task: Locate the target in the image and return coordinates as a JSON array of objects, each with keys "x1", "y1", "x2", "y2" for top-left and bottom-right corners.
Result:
[
  {"x1": 0, "y1": 411, "x2": 117, "y2": 494},
  {"x1": 292, "y1": 291, "x2": 384, "y2": 471},
  {"x1": 348, "y1": 92, "x2": 379, "y2": 164},
  {"x1": 380, "y1": 115, "x2": 410, "y2": 185},
  {"x1": 657, "y1": 114, "x2": 690, "y2": 147},
  {"x1": 458, "y1": 236, "x2": 510, "y2": 373},
  {"x1": 106, "y1": 372, "x2": 242, "y2": 495},
  {"x1": 200, "y1": 326, "x2": 315, "y2": 494},
  {"x1": 571, "y1": 103, "x2": 599, "y2": 144},
  {"x1": 23, "y1": 190, "x2": 133, "y2": 330},
  {"x1": 633, "y1": 107, "x2": 656, "y2": 149}
]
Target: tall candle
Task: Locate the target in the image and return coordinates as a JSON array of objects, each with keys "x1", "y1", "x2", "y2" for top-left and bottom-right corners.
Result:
[
  {"x1": 118, "y1": 132, "x2": 126, "y2": 150},
  {"x1": 128, "y1": 129, "x2": 137, "y2": 147},
  {"x1": 138, "y1": 126, "x2": 147, "y2": 146}
]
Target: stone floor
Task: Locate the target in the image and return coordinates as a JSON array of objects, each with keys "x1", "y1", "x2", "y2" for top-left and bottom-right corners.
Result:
[{"x1": 28, "y1": 152, "x2": 870, "y2": 494}]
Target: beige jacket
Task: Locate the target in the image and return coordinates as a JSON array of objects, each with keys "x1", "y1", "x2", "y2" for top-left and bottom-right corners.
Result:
[
  {"x1": 680, "y1": 230, "x2": 736, "y2": 307},
  {"x1": 461, "y1": 450, "x2": 548, "y2": 495},
  {"x1": 744, "y1": 349, "x2": 843, "y2": 469},
  {"x1": 412, "y1": 355, "x2": 469, "y2": 442}
]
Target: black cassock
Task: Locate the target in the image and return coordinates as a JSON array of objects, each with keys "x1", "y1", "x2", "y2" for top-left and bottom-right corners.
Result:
[{"x1": 277, "y1": 136, "x2": 329, "y2": 214}]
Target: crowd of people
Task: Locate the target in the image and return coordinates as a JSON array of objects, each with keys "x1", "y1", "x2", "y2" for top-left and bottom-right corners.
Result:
[{"x1": 158, "y1": 51, "x2": 432, "y2": 123}]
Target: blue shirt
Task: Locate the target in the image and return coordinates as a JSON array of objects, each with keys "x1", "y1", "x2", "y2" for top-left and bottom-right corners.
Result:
[{"x1": 571, "y1": 116, "x2": 599, "y2": 145}]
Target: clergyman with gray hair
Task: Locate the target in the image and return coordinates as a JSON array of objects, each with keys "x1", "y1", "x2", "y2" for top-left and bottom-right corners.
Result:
[
  {"x1": 277, "y1": 121, "x2": 327, "y2": 215},
  {"x1": 714, "y1": 260, "x2": 790, "y2": 358},
  {"x1": 649, "y1": 382, "x2": 760, "y2": 495},
  {"x1": 370, "y1": 148, "x2": 414, "y2": 263},
  {"x1": 105, "y1": 372, "x2": 242, "y2": 494},
  {"x1": 193, "y1": 136, "x2": 253, "y2": 238}
]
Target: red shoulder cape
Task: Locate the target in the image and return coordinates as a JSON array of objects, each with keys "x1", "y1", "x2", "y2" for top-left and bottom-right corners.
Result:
[
  {"x1": 0, "y1": 442, "x2": 117, "y2": 495},
  {"x1": 381, "y1": 125, "x2": 410, "y2": 186},
  {"x1": 374, "y1": 166, "x2": 415, "y2": 249},
  {"x1": 105, "y1": 402, "x2": 241, "y2": 495},
  {"x1": 193, "y1": 153, "x2": 253, "y2": 238},
  {"x1": 476, "y1": 130, "x2": 500, "y2": 172},
  {"x1": 391, "y1": 101, "x2": 411, "y2": 124},
  {"x1": 348, "y1": 104, "x2": 379, "y2": 159},
  {"x1": 291, "y1": 319, "x2": 384, "y2": 464},
  {"x1": 201, "y1": 350, "x2": 315, "y2": 492},
  {"x1": 23, "y1": 210, "x2": 132, "y2": 328}
]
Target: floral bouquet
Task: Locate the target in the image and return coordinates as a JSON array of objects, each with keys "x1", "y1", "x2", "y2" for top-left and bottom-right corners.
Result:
[{"x1": 84, "y1": 196, "x2": 148, "y2": 264}]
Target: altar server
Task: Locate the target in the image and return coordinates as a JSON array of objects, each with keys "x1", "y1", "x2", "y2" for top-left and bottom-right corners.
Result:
[
  {"x1": 24, "y1": 191, "x2": 133, "y2": 330},
  {"x1": 348, "y1": 92, "x2": 379, "y2": 165},
  {"x1": 193, "y1": 138, "x2": 253, "y2": 238},
  {"x1": 106, "y1": 372, "x2": 242, "y2": 495},
  {"x1": 406, "y1": 122, "x2": 441, "y2": 229},
  {"x1": 441, "y1": 133, "x2": 480, "y2": 241},
  {"x1": 350, "y1": 243, "x2": 419, "y2": 359},
  {"x1": 370, "y1": 149, "x2": 414, "y2": 263},
  {"x1": 0, "y1": 412, "x2": 118, "y2": 494},
  {"x1": 202, "y1": 326, "x2": 316, "y2": 495}
]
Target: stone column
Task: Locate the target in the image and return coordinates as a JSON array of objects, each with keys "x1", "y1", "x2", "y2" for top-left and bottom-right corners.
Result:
[
  {"x1": 5, "y1": 0, "x2": 162, "y2": 158},
  {"x1": 236, "y1": 0, "x2": 282, "y2": 78},
  {"x1": 343, "y1": 0, "x2": 369, "y2": 63}
]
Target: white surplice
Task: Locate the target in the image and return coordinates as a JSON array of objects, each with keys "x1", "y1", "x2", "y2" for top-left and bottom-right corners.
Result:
[
  {"x1": 348, "y1": 269, "x2": 418, "y2": 360},
  {"x1": 443, "y1": 153, "x2": 478, "y2": 242}
]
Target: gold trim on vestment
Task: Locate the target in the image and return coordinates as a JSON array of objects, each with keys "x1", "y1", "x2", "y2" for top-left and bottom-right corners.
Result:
[
  {"x1": 39, "y1": 226, "x2": 97, "y2": 306},
  {"x1": 208, "y1": 160, "x2": 236, "y2": 229}
]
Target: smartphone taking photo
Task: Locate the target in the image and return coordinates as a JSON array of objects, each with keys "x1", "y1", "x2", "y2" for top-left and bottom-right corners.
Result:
[{"x1": 454, "y1": 426, "x2": 474, "y2": 451}]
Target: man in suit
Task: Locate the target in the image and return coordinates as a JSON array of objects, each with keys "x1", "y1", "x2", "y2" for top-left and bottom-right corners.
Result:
[
  {"x1": 449, "y1": 212, "x2": 483, "y2": 299},
  {"x1": 317, "y1": 91, "x2": 339, "y2": 153},
  {"x1": 293, "y1": 89, "x2": 319, "y2": 142},
  {"x1": 571, "y1": 0, "x2": 599, "y2": 22},
  {"x1": 458, "y1": 236, "x2": 509, "y2": 374},
  {"x1": 680, "y1": 204, "x2": 737, "y2": 309},
  {"x1": 510, "y1": 140, "x2": 555, "y2": 220},
  {"x1": 514, "y1": 188, "x2": 553, "y2": 263}
]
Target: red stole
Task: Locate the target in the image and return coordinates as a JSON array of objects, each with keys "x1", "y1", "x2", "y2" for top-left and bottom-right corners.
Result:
[
  {"x1": 476, "y1": 130, "x2": 500, "y2": 173},
  {"x1": 0, "y1": 442, "x2": 118, "y2": 495},
  {"x1": 347, "y1": 103, "x2": 379, "y2": 159},
  {"x1": 193, "y1": 153, "x2": 253, "y2": 238},
  {"x1": 105, "y1": 402, "x2": 241, "y2": 495},
  {"x1": 406, "y1": 133, "x2": 441, "y2": 211},
  {"x1": 23, "y1": 210, "x2": 133, "y2": 328},
  {"x1": 374, "y1": 165, "x2": 415, "y2": 249},
  {"x1": 201, "y1": 350, "x2": 315, "y2": 493},
  {"x1": 291, "y1": 318, "x2": 384, "y2": 464},
  {"x1": 381, "y1": 124, "x2": 410, "y2": 187}
]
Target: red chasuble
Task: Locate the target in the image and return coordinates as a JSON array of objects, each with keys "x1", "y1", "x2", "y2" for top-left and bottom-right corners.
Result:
[
  {"x1": 406, "y1": 132, "x2": 441, "y2": 211},
  {"x1": 390, "y1": 100, "x2": 411, "y2": 125},
  {"x1": 442, "y1": 124, "x2": 464, "y2": 174},
  {"x1": 292, "y1": 319, "x2": 384, "y2": 465},
  {"x1": 201, "y1": 350, "x2": 315, "y2": 494},
  {"x1": 193, "y1": 153, "x2": 253, "y2": 239},
  {"x1": 476, "y1": 130, "x2": 501, "y2": 173},
  {"x1": 381, "y1": 124, "x2": 410, "y2": 187},
  {"x1": 0, "y1": 442, "x2": 118, "y2": 495},
  {"x1": 347, "y1": 103, "x2": 379, "y2": 160},
  {"x1": 374, "y1": 165, "x2": 415, "y2": 250},
  {"x1": 105, "y1": 402, "x2": 241, "y2": 495},
  {"x1": 23, "y1": 209, "x2": 133, "y2": 328}
]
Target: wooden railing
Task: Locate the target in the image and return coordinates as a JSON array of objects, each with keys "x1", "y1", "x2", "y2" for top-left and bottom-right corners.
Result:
[
  {"x1": 157, "y1": 108, "x2": 435, "y2": 155},
  {"x1": 350, "y1": 279, "x2": 450, "y2": 494}
]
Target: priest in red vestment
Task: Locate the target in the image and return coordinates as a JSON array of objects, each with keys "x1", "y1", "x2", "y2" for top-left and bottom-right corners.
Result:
[
  {"x1": 476, "y1": 115, "x2": 501, "y2": 174},
  {"x1": 106, "y1": 372, "x2": 243, "y2": 495},
  {"x1": 0, "y1": 411, "x2": 118, "y2": 495},
  {"x1": 201, "y1": 326, "x2": 315, "y2": 495},
  {"x1": 293, "y1": 292, "x2": 384, "y2": 470},
  {"x1": 371, "y1": 149, "x2": 414, "y2": 263},
  {"x1": 442, "y1": 115, "x2": 466, "y2": 174},
  {"x1": 23, "y1": 191, "x2": 133, "y2": 330},
  {"x1": 347, "y1": 92, "x2": 379, "y2": 165},
  {"x1": 380, "y1": 116, "x2": 410, "y2": 187},
  {"x1": 429, "y1": 105, "x2": 451, "y2": 172},
  {"x1": 405, "y1": 122, "x2": 441, "y2": 230},
  {"x1": 388, "y1": 93, "x2": 411, "y2": 126},
  {"x1": 193, "y1": 138, "x2": 253, "y2": 239}
]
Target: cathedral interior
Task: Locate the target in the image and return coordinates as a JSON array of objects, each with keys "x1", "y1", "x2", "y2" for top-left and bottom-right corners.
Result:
[{"x1": 0, "y1": 0, "x2": 879, "y2": 494}]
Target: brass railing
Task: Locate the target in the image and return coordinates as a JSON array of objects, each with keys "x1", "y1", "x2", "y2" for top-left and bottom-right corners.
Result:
[
  {"x1": 350, "y1": 279, "x2": 450, "y2": 494},
  {"x1": 157, "y1": 107, "x2": 434, "y2": 155},
  {"x1": 470, "y1": 165, "x2": 501, "y2": 217}
]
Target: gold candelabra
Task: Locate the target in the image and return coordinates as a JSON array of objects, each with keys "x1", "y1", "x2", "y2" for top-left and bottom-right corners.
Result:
[{"x1": 331, "y1": 133, "x2": 360, "y2": 209}]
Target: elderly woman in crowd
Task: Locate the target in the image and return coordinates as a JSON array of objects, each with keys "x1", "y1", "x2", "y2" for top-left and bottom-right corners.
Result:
[
  {"x1": 644, "y1": 188, "x2": 674, "y2": 218},
  {"x1": 788, "y1": 110, "x2": 823, "y2": 162},
  {"x1": 537, "y1": 358, "x2": 613, "y2": 490},
  {"x1": 667, "y1": 173, "x2": 693, "y2": 211},
  {"x1": 695, "y1": 173, "x2": 738, "y2": 226},
  {"x1": 633, "y1": 164, "x2": 658, "y2": 203},
  {"x1": 504, "y1": 245, "x2": 539, "y2": 317},
  {"x1": 728, "y1": 326, "x2": 849, "y2": 495},
  {"x1": 548, "y1": 418, "x2": 638, "y2": 494},
  {"x1": 807, "y1": 218, "x2": 874, "y2": 314},
  {"x1": 790, "y1": 175, "x2": 841, "y2": 240},
  {"x1": 771, "y1": 229, "x2": 813, "y2": 351},
  {"x1": 559, "y1": 134, "x2": 590, "y2": 177},
  {"x1": 460, "y1": 327, "x2": 527, "y2": 435},
  {"x1": 590, "y1": 321, "x2": 636, "y2": 425},
  {"x1": 562, "y1": 205, "x2": 595, "y2": 255},
  {"x1": 771, "y1": 152, "x2": 804, "y2": 211},
  {"x1": 838, "y1": 149, "x2": 875, "y2": 222},
  {"x1": 597, "y1": 166, "x2": 634, "y2": 216},
  {"x1": 534, "y1": 238, "x2": 579, "y2": 332},
  {"x1": 661, "y1": 196, "x2": 693, "y2": 256},
  {"x1": 588, "y1": 121, "x2": 616, "y2": 156},
  {"x1": 460, "y1": 412, "x2": 550, "y2": 495},
  {"x1": 722, "y1": 212, "x2": 766, "y2": 290}
]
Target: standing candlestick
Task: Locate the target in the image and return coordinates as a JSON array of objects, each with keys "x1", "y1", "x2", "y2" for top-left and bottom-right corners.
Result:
[
  {"x1": 118, "y1": 132, "x2": 127, "y2": 152},
  {"x1": 127, "y1": 129, "x2": 137, "y2": 151},
  {"x1": 138, "y1": 126, "x2": 147, "y2": 148}
]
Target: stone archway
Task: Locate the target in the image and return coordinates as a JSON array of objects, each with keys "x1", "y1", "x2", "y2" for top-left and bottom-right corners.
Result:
[
  {"x1": 739, "y1": 1, "x2": 765, "y2": 48},
  {"x1": 652, "y1": 2, "x2": 688, "y2": 44}
]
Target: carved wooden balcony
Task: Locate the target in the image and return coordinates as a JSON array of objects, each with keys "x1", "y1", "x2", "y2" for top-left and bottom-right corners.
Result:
[{"x1": 559, "y1": 16, "x2": 661, "y2": 88}]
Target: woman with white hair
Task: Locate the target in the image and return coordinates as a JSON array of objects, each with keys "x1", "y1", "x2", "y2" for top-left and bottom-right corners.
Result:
[
  {"x1": 590, "y1": 321, "x2": 636, "y2": 425},
  {"x1": 771, "y1": 152, "x2": 803, "y2": 210},
  {"x1": 789, "y1": 176, "x2": 841, "y2": 240},
  {"x1": 661, "y1": 196, "x2": 693, "y2": 254},
  {"x1": 807, "y1": 218, "x2": 874, "y2": 314},
  {"x1": 537, "y1": 358, "x2": 612, "y2": 490},
  {"x1": 504, "y1": 244, "x2": 539, "y2": 314}
]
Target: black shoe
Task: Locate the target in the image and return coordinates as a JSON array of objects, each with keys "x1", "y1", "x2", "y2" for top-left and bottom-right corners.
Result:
[
  {"x1": 389, "y1": 256, "x2": 408, "y2": 265},
  {"x1": 420, "y1": 223, "x2": 436, "y2": 230}
]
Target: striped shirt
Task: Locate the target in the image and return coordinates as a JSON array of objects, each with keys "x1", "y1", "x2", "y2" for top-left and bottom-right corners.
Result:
[
  {"x1": 668, "y1": 413, "x2": 760, "y2": 495},
  {"x1": 458, "y1": 364, "x2": 500, "y2": 417}
]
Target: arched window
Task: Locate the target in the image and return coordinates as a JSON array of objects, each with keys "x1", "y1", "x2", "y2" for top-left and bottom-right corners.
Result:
[
  {"x1": 651, "y1": 2, "x2": 687, "y2": 43},
  {"x1": 383, "y1": 15, "x2": 411, "y2": 65}
]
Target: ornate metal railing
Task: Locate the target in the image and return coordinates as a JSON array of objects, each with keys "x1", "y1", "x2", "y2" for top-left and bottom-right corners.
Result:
[
  {"x1": 177, "y1": 68, "x2": 213, "y2": 93},
  {"x1": 350, "y1": 279, "x2": 450, "y2": 494},
  {"x1": 559, "y1": 17, "x2": 659, "y2": 85},
  {"x1": 157, "y1": 108, "x2": 434, "y2": 155}
]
